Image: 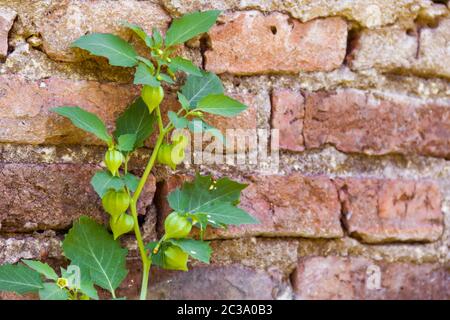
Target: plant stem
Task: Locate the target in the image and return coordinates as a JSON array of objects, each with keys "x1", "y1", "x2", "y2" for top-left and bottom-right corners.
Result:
[{"x1": 130, "y1": 106, "x2": 167, "y2": 300}]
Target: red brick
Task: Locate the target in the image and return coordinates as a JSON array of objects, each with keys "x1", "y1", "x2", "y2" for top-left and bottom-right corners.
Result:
[
  {"x1": 271, "y1": 89, "x2": 305, "y2": 152},
  {"x1": 146, "y1": 265, "x2": 286, "y2": 300},
  {"x1": 156, "y1": 173, "x2": 343, "y2": 239},
  {"x1": 303, "y1": 89, "x2": 450, "y2": 158},
  {"x1": 38, "y1": 0, "x2": 170, "y2": 62},
  {"x1": 348, "y1": 17, "x2": 450, "y2": 79},
  {"x1": 0, "y1": 75, "x2": 138, "y2": 145},
  {"x1": 0, "y1": 8, "x2": 16, "y2": 59},
  {"x1": 205, "y1": 12, "x2": 347, "y2": 75},
  {"x1": 336, "y1": 178, "x2": 443, "y2": 243},
  {"x1": 292, "y1": 256, "x2": 449, "y2": 300},
  {"x1": 0, "y1": 163, "x2": 156, "y2": 232}
]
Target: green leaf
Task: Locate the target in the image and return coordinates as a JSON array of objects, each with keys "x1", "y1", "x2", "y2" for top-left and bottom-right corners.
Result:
[
  {"x1": 181, "y1": 72, "x2": 224, "y2": 108},
  {"x1": 114, "y1": 97, "x2": 156, "y2": 149},
  {"x1": 169, "y1": 57, "x2": 202, "y2": 76},
  {"x1": 166, "y1": 10, "x2": 221, "y2": 47},
  {"x1": 146, "y1": 242, "x2": 165, "y2": 268},
  {"x1": 152, "y1": 27, "x2": 163, "y2": 47},
  {"x1": 39, "y1": 283, "x2": 69, "y2": 300},
  {"x1": 72, "y1": 33, "x2": 138, "y2": 67},
  {"x1": 51, "y1": 106, "x2": 112, "y2": 145},
  {"x1": 134, "y1": 62, "x2": 160, "y2": 87},
  {"x1": 117, "y1": 134, "x2": 137, "y2": 152},
  {"x1": 0, "y1": 264, "x2": 43, "y2": 294},
  {"x1": 168, "y1": 111, "x2": 189, "y2": 129},
  {"x1": 168, "y1": 174, "x2": 258, "y2": 227},
  {"x1": 122, "y1": 22, "x2": 152, "y2": 47},
  {"x1": 168, "y1": 239, "x2": 212, "y2": 263},
  {"x1": 123, "y1": 173, "x2": 139, "y2": 192},
  {"x1": 91, "y1": 170, "x2": 125, "y2": 197},
  {"x1": 136, "y1": 57, "x2": 155, "y2": 72},
  {"x1": 178, "y1": 92, "x2": 190, "y2": 110},
  {"x1": 188, "y1": 119, "x2": 224, "y2": 142},
  {"x1": 22, "y1": 260, "x2": 58, "y2": 281},
  {"x1": 197, "y1": 94, "x2": 247, "y2": 117},
  {"x1": 159, "y1": 73, "x2": 175, "y2": 84},
  {"x1": 62, "y1": 216, "x2": 128, "y2": 295}
]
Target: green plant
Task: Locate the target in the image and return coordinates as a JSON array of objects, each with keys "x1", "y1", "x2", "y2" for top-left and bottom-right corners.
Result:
[{"x1": 0, "y1": 10, "x2": 258, "y2": 300}]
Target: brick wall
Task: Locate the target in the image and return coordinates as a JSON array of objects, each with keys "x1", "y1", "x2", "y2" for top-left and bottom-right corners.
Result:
[{"x1": 0, "y1": 0, "x2": 449, "y2": 300}]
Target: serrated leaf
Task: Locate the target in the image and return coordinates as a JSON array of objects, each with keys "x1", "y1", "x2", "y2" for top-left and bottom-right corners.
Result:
[
  {"x1": 91, "y1": 170, "x2": 125, "y2": 198},
  {"x1": 72, "y1": 33, "x2": 138, "y2": 67},
  {"x1": 168, "y1": 174, "x2": 258, "y2": 227},
  {"x1": 22, "y1": 260, "x2": 58, "y2": 281},
  {"x1": 134, "y1": 63, "x2": 160, "y2": 87},
  {"x1": 39, "y1": 283, "x2": 69, "y2": 300},
  {"x1": 51, "y1": 106, "x2": 112, "y2": 145},
  {"x1": 169, "y1": 57, "x2": 202, "y2": 76},
  {"x1": 168, "y1": 111, "x2": 189, "y2": 129},
  {"x1": 62, "y1": 216, "x2": 128, "y2": 295},
  {"x1": 181, "y1": 72, "x2": 224, "y2": 108},
  {"x1": 123, "y1": 173, "x2": 139, "y2": 192},
  {"x1": 122, "y1": 22, "x2": 152, "y2": 47},
  {"x1": 114, "y1": 97, "x2": 156, "y2": 149},
  {"x1": 117, "y1": 134, "x2": 137, "y2": 152},
  {"x1": 0, "y1": 264, "x2": 43, "y2": 294},
  {"x1": 197, "y1": 94, "x2": 247, "y2": 117},
  {"x1": 188, "y1": 119, "x2": 224, "y2": 142},
  {"x1": 169, "y1": 239, "x2": 211, "y2": 263},
  {"x1": 166, "y1": 10, "x2": 221, "y2": 47}
]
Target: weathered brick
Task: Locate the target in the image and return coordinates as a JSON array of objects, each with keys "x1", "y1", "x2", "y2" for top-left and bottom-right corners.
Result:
[
  {"x1": 0, "y1": 75, "x2": 138, "y2": 145},
  {"x1": 162, "y1": 0, "x2": 430, "y2": 29},
  {"x1": 348, "y1": 17, "x2": 450, "y2": 79},
  {"x1": 292, "y1": 256, "x2": 449, "y2": 300},
  {"x1": 147, "y1": 265, "x2": 287, "y2": 300},
  {"x1": 38, "y1": 0, "x2": 170, "y2": 62},
  {"x1": 0, "y1": 8, "x2": 16, "y2": 59},
  {"x1": 303, "y1": 89, "x2": 450, "y2": 159},
  {"x1": 156, "y1": 173, "x2": 343, "y2": 239},
  {"x1": 271, "y1": 89, "x2": 305, "y2": 152},
  {"x1": 0, "y1": 163, "x2": 156, "y2": 232},
  {"x1": 336, "y1": 178, "x2": 443, "y2": 243},
  {"x1": 205, "y1": 11, "x2": 347, "y2": 75}
]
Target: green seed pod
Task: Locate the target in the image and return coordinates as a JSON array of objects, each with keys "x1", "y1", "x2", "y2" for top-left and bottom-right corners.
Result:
[
  {"x1": 164, "y1": 212, "x2": 192, "y2": 239},
  {"x1": 104, "y1": 149, "x2": 124, "y2": 176},
  {"x1": 157, "y1": 143, "x2": 177, "y2": 170},
  {"x1": 110, "y1": 213, "x2": 134, "y2": 240},
  {"x1": 157, "y1": 134, "x2": 188, "y2": 170},
  {"x1": 141, "y1": 85, "x2": 164, "y2": 113},
  {"x1": 164, "y1": 246, "x2": 188, "y2": 271},
  {"x1": 101, "y1": 189, "x2": 130, "y2": 218}
]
